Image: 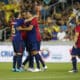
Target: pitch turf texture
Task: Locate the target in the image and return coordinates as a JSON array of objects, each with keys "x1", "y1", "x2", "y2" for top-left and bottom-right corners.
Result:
[{"x1": 0, "y1": 63, "x2": 80, "y2": 80}]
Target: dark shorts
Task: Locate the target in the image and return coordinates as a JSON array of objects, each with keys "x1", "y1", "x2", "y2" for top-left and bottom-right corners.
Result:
[
  {"x1": 71, "y1": 47, "x2": 80, "y2": 56},
  {"x1": 36, "y1": 41, "x2": 41, "y2": 51},
  {"x1": 26, "y1": 41, "x2": 37, "y2": 51},
  {"x1": 12, "y1": 39, "x2": 25, "y2": 53}
]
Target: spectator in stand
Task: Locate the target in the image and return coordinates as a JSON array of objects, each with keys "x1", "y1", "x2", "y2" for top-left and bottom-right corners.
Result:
[
  {"x1": 52, "y1": 22, "x2": 60, "y2": 33},
  {"x1": 59, "y1": 20, "x2": 68, "y2": 32},
  {"x1": 52, "y1": 28, "x2": 58, "y2": 40},
  {"x1": 57, "y1": 28, "x2": 67, "y2": 41},
  {"x1": 42, "y1": 27, "x2": 52, "y2": 41},
  {"x1": 0, "y1": 0, "x2": 80, "y2": 41}
]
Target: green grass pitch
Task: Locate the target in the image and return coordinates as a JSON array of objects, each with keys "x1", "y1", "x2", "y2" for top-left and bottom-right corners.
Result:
[{"x1": 0, "y1": 63, "x2": 80, "y2": 80}]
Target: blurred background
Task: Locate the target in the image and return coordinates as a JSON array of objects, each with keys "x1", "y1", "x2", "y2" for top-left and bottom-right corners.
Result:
[{"x1": 0, "y1": 0, "x2": 80, "y2": 42}]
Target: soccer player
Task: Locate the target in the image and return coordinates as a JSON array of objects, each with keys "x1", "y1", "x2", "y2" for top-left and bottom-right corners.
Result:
[
  {"x1": 11, "y1": 12, "x2": 24, "y2": 72},
  {"x1": 69, "y1": 17, "x2": 80, "y2": 73},
  {"x1": 21, "y1": 12, "x2": 47, "y2": 71},
  {"x1": 28, "y1": 15, "x2": 47, "y2": 70},
  {"x1": 18, "y1": 11, "x2": 43, "y2": 72},
  {"x1": 20, "y1": 12, "x2": 34, "y2": 70}
]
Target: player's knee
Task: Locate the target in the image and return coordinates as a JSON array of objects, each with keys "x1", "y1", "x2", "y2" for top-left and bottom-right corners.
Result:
[
  {"x1": 17, "y1": 53, "x2": 22, "y2": 55},
  {"x1": 31, "y1": 50, "x2": 38, "y2": 55},
  {"x1": 13, "y1": 53, "x2": 17, "y2": 56}
]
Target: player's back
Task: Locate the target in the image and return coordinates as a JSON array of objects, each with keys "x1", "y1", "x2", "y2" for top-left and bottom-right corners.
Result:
[
  {"x1": 12, "y1": 18, "x2": 24, "y2": 40},
  {"x1": 26, "y1": 21, "x2": 37, "y2": 42}
]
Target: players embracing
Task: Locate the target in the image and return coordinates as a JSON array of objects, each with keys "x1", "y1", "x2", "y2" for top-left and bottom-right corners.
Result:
[{"x1": 11, "y1": 11, "x2": 47, "y2": 72}]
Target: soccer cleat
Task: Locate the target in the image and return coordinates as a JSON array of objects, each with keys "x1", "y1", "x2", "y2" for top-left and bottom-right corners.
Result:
[
  {"x1": 16, "y1": 68, "x2": 21, "y2": 72},
  {"x1": 20, "y1": 67, "x2": 25, "y2": 72},
  {"x1": 44, "y1": 66, "x2": 48, "y2": 70},
  {"x1": 42, "y1": 66, "x2": 48, "y2": 71},
  {"x1": 16, "y1": 68, "x2": 24, "y2": 72},
  {"x1": 21, "y1": 65, "x2": 27, "y2": 71},
  {"x1": 21, "y1": 65, "x2": 24, "y2": 69},
  {"x1": 12, "y1": 68, "x2": 16, "y2": 72},
  {"x1": 68, "y1": 70, "x2": 78, "y2": 73},
  {"x1": 33, "y1": 68, "x2": 41, "y2": 72},
  {"x1": 27, "y1": 68, "x2": 35, "y2": 72}
]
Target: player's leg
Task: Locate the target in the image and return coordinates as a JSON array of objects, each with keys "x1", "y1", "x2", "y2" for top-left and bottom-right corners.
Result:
[
  {"x1": 33, "y1": 51, "x2": 40, "y2": 69},
  {"x1": 27, "y1": 52, "x2": 34, "y2": 72},
  {"x1": 22, "y1": 56, "x2": 29, "y2": 66},
  {"x1": 71, "y1": 56, "x2": 77, "y2": 72},
  {"x1": 26, "y1": 42, "x2": 41, "y2": 72},
  {"x1": 22, "y1": 41, "x2": 34, "y2": 69},
  {"x1": 16, "y1": 40, "x2": 24, "y2": 72},
  {"x1": 27, "y1": 43, "x2": 34, "y2": 71},
  {"x1": 16, "y1": 53, "x2": 22, "y2": 71},
  {"x1": 12, "y1": 41, "x2": 17, "y2": 71},
  {"x1": 22, "y1": 41, "x2": 35, "y2": 71},
  {"x1": 28, "y1": 52, "x2": 34, "y2": 68},
  {"x1": 21, "y1": 40, "x2": 29, "y2": 68},
  {"x1": 38, "y1": 55, "x2": 47, "y2": 70},
  {"x1": 69, "y1": 47, "x2": 78, "y2": 73},
  {"x1": 37, "y1": 41, "x2": 47, "y2": 70},
  {"x1": 12, "y1": 53, "x2": 17, "y2": 71},
  {"x1": 22, "y1": 52, "x2": 34, "y2": 70},
  {"x1": 31, "y1": 42, "x2": 41, "y2": 72}
]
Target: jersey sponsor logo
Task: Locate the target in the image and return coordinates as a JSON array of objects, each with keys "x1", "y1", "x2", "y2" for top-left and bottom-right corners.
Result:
[
  {"x1": 0, "y1": 50, "x2": 28, "y2": 57},
  {"x1": 0, "y1": 51, "x2": 13, "y2": 57}
]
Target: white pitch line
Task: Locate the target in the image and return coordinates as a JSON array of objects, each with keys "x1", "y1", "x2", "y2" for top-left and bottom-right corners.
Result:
[{"x1": 5, "y1": 76, "x2": 80, "y2": 80}]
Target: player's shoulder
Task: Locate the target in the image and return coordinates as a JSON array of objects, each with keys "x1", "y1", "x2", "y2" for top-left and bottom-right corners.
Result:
[
  {"x1": 75, "y1": 24, "x2": 80, "y2": 32},
  {"x1": 31, "y1": 17, "x2": 37, "y2": 22},
  {"x1": 76, "y1": 24, "x2": 80, "y2": 29}
]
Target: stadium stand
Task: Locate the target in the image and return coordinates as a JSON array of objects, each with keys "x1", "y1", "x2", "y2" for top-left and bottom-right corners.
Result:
[{"x1": 0, "y1": 0, "x2": 80, "y2": 41}]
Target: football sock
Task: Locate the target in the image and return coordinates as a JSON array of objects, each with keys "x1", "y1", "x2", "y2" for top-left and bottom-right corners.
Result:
[
  {"x1": 13, "y1": 56, "x2": 17, "y2": 69},
  {"x1": 39, "y1": 54, "x2": 45, "y2": 67},
  {"x1": 23, "y1": 56, "x2": 29, "y2": 66},
  {"x1": 72, "y1": 57, "x2": 77, "y2": 70},
  {"x1": 29, "y1": 55, "x2": 34, "y2": 68},
  {"x1": 17, "y1": 55, "x2": 22, "y2": 69},
  {"x1": 34, "y1": 54, "x2": 40, "y2": 69}
]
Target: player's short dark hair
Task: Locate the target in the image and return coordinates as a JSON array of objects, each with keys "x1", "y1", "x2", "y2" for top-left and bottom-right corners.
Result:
[
  {"x1": 26, "y1": 10, "x2": 33, "y2": 14},
  {"x1": 14, "y1": 12, "x2": 19, "y2": 18}
]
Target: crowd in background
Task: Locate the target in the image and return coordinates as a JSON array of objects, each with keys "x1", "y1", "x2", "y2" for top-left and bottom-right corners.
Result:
[{"x1": 0, "y1": 0, "x2": 80, "y2": 41}]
